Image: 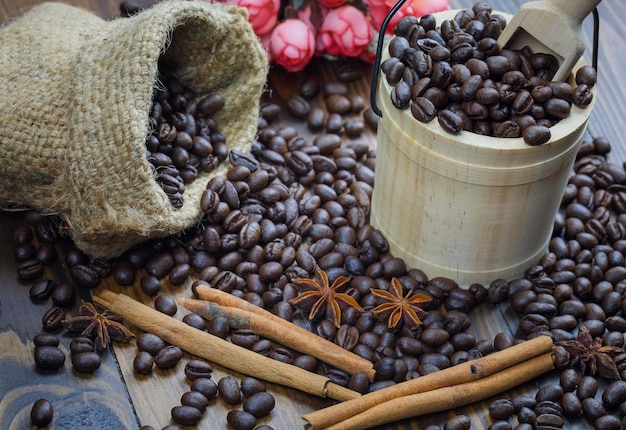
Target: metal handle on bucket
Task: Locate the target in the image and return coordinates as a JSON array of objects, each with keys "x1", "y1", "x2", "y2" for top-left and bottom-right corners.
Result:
[
  {"x1": 370, "y1": 0, "x2": 407, "y2": 117},
  {"x1": 370, "y1": 4, "x2": 601, "y2": 119}
]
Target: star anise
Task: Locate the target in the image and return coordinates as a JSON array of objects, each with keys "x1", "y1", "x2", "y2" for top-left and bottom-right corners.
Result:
[
  {"x1": 63, "y1": 301, "x2": 135, "y2": 350},
  {"x1": 370, "y1": 277, "x2": 432, "y2": 330},
  {"x1": 557, "y1": 324, "x2": 623, "y2": 380},
  {"x1": 290, "y1": 266, "x2": 364, "y2": 328}
]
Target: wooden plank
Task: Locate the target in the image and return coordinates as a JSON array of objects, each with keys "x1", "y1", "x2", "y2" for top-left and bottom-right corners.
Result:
[{"x1": 0, "y1": 212, "x2": 139, "y2": 430}]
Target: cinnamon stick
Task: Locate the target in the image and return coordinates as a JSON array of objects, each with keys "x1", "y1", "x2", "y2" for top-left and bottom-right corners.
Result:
[
  {"x1": 324, "y1": 351, "x2": 555, "y2": 430},
  {"x1": 302, "y1": 335, "x2": 554, "y2": 429},
  {"x1": 179, "y1": 296, "x2": 376, "y2": 380},
  {"x1": 94, "y1": 291, "x2": 360, "y2": 402}
]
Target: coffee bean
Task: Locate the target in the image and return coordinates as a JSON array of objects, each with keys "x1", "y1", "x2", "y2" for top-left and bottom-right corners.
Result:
[
  {"x1": 33, "y1": 336, "x2": 60, "y2": 356},
  {"x1": 30, "y1": 399, "x2": 53, "y2": 427},
  {"x1": 171, "y1": 405, "x2": 203, "y2": 426},
  {"x1": 243, "y1": 391, "x2": 275, "y2": 417},
  {"x1": 34, "y1": 345, "x2": 65, "y2": 369},
  {"x1": 133, "y1": 351, "x2": 154, "y2": 375},
  {"x1": 139, "y1": 275, "x2": 162, "y2": 296},
  {"x1": 227, "y1": 410, "x2": 257, "y2": 430},
  {"x1": 154, "y1": 294, "x2": 177, "y2": 316},
  {"x1": 29, "y1": 279, "x2": 56, "y2": 302},
  {"x1": 286, "y1": 95, "x2": 311, "y2": 118},
  {"x1": 218, "y1": 376, "x2": 242, "y2": 404},
  {"x1": 191, "y1": 377, "x2": 218, "y2": 400},
  {"x1": 42, "y1": 306, "x2": 65, "y2": 331},
  {"x1": 17, "y1": 258, "x2": 44, "y2": 281},
  {"x1": 70, "y1": 337, "x2": 95, "y2": 355},
  {"x1": 178, "y1": 392, "x2": 208, "y2": 415},
  {"x1": 71, "y1": 351, "x2": 101, "y2": 373},
  {"x1": 240, "y1": 377, "x2": 266, "y2": 397},
  {"x1": 155, "y1": 345, "x2": 183, "y2": 369},
  {"x1": 137, "y1": 333, "x2": 166, "y2": 356},
  {"x1": 184, "y1": 359, "x2": 213, "y2": 380},
  {"x1": 51, "y1": 282, "x2": 75, "y2": 308},
  {"x1": 70, "y1": 264, "x2": 100, "y2": 288}
]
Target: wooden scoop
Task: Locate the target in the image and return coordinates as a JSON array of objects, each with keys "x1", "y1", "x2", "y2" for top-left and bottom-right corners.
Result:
[{"x1": 497, "y1": 0, "x2": 601, "y2": 81}]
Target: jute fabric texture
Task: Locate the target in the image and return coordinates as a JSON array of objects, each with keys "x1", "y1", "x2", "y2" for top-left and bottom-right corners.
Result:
[{"x1": 0, "y1": 1, "x2": 268, "y2": 258}]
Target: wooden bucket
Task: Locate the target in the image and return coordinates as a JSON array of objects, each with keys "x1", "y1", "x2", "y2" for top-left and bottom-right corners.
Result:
[{"x1": 370, "y1": 12, "x2": 596, "y2": 287}]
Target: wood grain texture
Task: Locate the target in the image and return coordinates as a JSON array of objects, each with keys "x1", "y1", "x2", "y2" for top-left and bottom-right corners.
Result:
[{"x1": 0, "y1": 0, "x2": 625, "y2": 429}]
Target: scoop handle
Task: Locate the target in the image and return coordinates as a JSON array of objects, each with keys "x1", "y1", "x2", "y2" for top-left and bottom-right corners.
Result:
[{"x1": 540, "y1": 0, "x2": 601, "y2": 24}]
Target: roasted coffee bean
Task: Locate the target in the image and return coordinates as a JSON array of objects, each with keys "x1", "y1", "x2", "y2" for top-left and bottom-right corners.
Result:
[
  {"x1": 34, "y1": 345, "x2": 65, "y2": 369},
  {"x1": 154, "y1": 345, "x2": 183, "y2": 369},
  {"x1": 197, "y1": 92, "x2": 225, "y2": 118},
  {"x1": 34, "y1": 333, "x2": 60, "y2": 348},
  {"x1": 70, "y1": 264, "x2": 100, "y2": 288},
  {"x1": 594, "y1": 415, "x2": 622, "y2": 430},
  {"x1": 30, "y1": 399, "x2": 54, "y2": 427},
  {"x1": 140, "y1": 275, "x2": 162, "y2": 296},
  {"x1": 243, "y1": 391, "x2": 275, "y2": 417},
  {"x1": 227, "y1": 410, "x2": 257, "y2": 430},
  {"x1": 154, "y1": 294, "x2": 178, "y2": 316},
  {"x1": 411, "y1": 97, "x2": 437, "y2": 122},
  {"x1": 488, "y1": 398, "x2": 515, "y2": 420},
  {"x1": 29, "y1": 279, "x2": 56, "y2": 302},
  {"x1": 231, "y1": 329, "x2": 259, "y2": 349},
  {"x1": 50, "y1": 282, "x2": 75, "y2": 308},
  {"x1": 561, "y1": 391, "x2": 582, "y2": 417},
  {"x1": 443, "y1": 415, "x2": 471, "y2": 430},
  {"x1": 145, "y1": 251, "x2": 175, "y2": 279},
  {"x1": 299, "y1": 78, "x2": 320, "y2": 99},
  {"x1": 582, "y1": 397, "x2": 606, "y2": 421},
  {"x1": 136, "y1": 333, "x2": 167, "y2": 355},
  {"x1": 191, "y1": 377, "x2": 218, "y2": 400},
  {"x1": 133, "y1": 351, "x2": 154, "y2": 374},
  {"x1": 286, "y1": 95, "x2": 311, "y2": 118},
  {"x1": 240, "y1": 377, "x2": 266, "y2": 398},
  {"x1": 70, "y1": 337, "x2": 95, "y2": 355},
  {"x1": 219, "y1": 375, "x2": 242, "y2": 404},
  {"x1": 576, "y1": 65, "x2": 597, "y2": 87},
  {"x1": 184, "y1": 359, "x2": 213, "y2": 380},
  {"x1": 182, "y1": 313, "x2": 207, "y2": 331},
  {"x1": 523, "y1": 124, "x2": 551, "y2": 145},
  {"x1": 536, "y1": 384, "x2": 564, "y2": 402},
  {"x1": 71, "y1": 351, "x2": 102, "y2": 373},
  {"x1": 42, "y1": 306, "x2": 65, "y2": 331},
  {"x1": 166, "y1": 262, "x2": 190, "y2": 287},
  {"x1": 181, "y1": 390, "x2": 209, "y2": 412},
  {"x1": 17, "y1": 258, "x2": 44, "y2": 281},
  {"x1": 14, "y1": 242, "x2": 36, "y2": 262},
  {"x1": 171, "y1": 405, "x2": 203, "y2": 426}
]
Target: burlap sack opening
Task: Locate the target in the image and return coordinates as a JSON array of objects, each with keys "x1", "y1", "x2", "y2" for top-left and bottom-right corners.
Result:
[{"x1": 0, "y1": 1, "x2": 268, "y2": 258}]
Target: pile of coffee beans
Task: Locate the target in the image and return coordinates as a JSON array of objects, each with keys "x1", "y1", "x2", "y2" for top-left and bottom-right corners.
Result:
[
  {"x1": 147, "y1": 75, "x2": 227, "y2": 209},
  {"x1": 381, "y1": 2, "x2": 596, "y2": 145},
  {"x1": 10, "y1": 55, "x2": 626, "y2": 429},
  {"x1": 132, "y1": 328, "x2": 276, "y2": 429}
]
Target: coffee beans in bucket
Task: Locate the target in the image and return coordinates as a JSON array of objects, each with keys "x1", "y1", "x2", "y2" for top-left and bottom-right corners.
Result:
[{"x1": 381, "y1": 2, "x2": 597, "y2": 146}]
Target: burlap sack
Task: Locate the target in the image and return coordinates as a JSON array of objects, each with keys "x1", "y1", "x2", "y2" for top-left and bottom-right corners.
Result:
[{"x1": 0, "y1": 1, "x2": 267, "y2": 258}]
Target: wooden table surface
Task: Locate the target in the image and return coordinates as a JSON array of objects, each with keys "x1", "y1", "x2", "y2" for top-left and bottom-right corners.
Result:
[{"x1": 1, "y1": 0, "x2": 625, "y2": 429}]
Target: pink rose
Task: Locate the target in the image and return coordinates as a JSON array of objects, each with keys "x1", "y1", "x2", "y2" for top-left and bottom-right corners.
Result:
[
  {"x1": 269, "y1": 19, "x2": 316, "y2": 72},
  {"x1": 366, "y1": 0, "x2": 450, "y2": 34},
  {"x1": 319, "y1": 5, "x2": 372, "y2": 57},
  {"x1": 235, "y1": 0, "x2": 281, "y2": 36}
]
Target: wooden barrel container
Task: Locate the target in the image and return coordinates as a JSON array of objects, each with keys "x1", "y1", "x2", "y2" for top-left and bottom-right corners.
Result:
[{"x1": 370, "y1": 11, "x2": 596, "y2": 287}]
